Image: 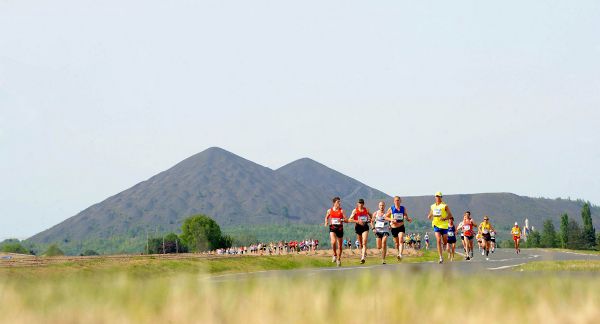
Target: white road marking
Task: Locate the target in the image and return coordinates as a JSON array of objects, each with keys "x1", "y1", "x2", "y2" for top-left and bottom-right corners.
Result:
[{"x1": 487, "y1": 263, "x2": 526, "y2": 271}]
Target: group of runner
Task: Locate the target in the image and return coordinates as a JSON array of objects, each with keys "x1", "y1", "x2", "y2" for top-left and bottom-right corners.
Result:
[{"x1": 325, "y1": 192, "x2": 524, "y2": 266}]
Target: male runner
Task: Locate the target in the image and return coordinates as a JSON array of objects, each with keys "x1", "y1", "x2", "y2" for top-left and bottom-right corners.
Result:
[
  {"x1": 478, "y1": 216, "x2": 495, "y2": 260},
  {"x1": 324, "y1": 197, "x2": 346, "y2": 267},
  {"x1": 511, "y1": 222, "x2": 522, "y2": 254},
  {"x1": 427, "y1": 192, "x2": 454, "y2": 264},
  {"x1": 349, "y1": 199, "x2": 371, "y2": 264},
  {"x1": 386, "y1": 196, "x2": 413, "y2": 261}
]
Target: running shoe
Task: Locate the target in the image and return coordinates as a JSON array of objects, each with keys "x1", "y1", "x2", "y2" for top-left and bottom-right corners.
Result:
[
  {"x1": 360, "y1": 258, "x2": 365, "y2": 264},
  {"x1": 382, "y1": 260, "x2": 386, "y2": 265},
  {"x1": 336, "y1": 260, "x2": 341, "y2": 267},
  {"x1": 481, "y1": 250, "x2": 485, "y2": 256},
  {"x1": 397, "y1": 255, "x2": 402, "y2": 261},
  {"x1": 332, "y1": 256, "x2": 336, "y2": 263},
  {"x1": 439, "y1": 258, "x2": 443, "y2": 264}
]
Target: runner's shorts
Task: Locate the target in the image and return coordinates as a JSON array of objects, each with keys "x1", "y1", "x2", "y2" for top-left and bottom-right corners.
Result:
[
  {"x1": 391, "y1": 226, "x2": 406, "y2": 238},
  {"x1": 482, "y1": 233, "x2": 492, "y2": 241},
  {"x1": 513, "y1": 236, "x2": 520, "y2": 241},
  {"x1": 433, "y1": 226, "x2": 448, "y2": 235},
  {"x1": 355, "y1": 224, "x2": 370, "y2": 235},
  {"x1": 329, "y1": 225, "x2": 344, "y2": 238},
  {"x1": 375, "y1": 231, "x2": 390, "y2": 239},
  {"x1": 448, "y1": 236, "x2": 457, "y2": 244}
]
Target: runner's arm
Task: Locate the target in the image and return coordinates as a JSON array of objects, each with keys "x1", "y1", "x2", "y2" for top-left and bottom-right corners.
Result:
[
  {"x1": 405, "y1": 208, "x2": 412, "y2": 222},
  {"x1": 348, "y1": 210, "x2": 357, "y2": 223},
  {"x1": 324, "y1": 210, "x2": 330, "y2": 227},
  {"x1": 443, "y1": 206, "x2": 453, "y2": 221},
  {"x1": 384, "y1": 208, "x2": 393, "y2": 222},
  {"x1": 427, "y1": 209, "x2": 433, "y2": 220}
]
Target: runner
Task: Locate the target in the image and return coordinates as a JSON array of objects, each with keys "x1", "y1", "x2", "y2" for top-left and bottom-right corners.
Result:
[
  {"x1": 324, "y1": 197, "x2": 346, "y2": 267},
  {"x1": 349, "y1": 198, "x2": 371, "y2": 264},
  {"x1": 490, "y1": 230, "x2": 496, "y2": 253},
  {"x1": 416, "y1": 233, "x2": 421, "y2": 250},
  {"x1": 386, "y1": 196, "x2": 413, "y2": 261},
  {"x1": 427, "y1": 192, "x2": 454, "y2": 264},
  {"x1": 424, "y1": 233, "x2": 430, "y2": 250},
  {"x1": 457, "y1": 211, "x2": 477, "y2": 260},
  {"x1": 371, "y1": 201, "x2": 391, "y2": 264},
  {"x1": 476, "y1": 233, "x2": 483, "y2": 252},
  {"x1": 511, "y1": 222, "x2": 522, "y2": 254},
  {"x1": 446, "y1": 217, "x2": 457, "y2": 261},
  {"x1": 478, "y1": 216, "x2": 495, "y2": 260}
]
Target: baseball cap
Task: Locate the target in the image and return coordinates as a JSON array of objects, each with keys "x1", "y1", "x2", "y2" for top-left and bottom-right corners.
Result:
[
  {"x1": 435, "y1": 192, "x2": 443, "y2": 197},
  {"x1": 515, "y1": 222, "x2": 518, "y2": 226}
]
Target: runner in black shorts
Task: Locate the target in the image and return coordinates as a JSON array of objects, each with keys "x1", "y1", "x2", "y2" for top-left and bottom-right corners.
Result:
[
  {"x1": 349, "y1": 198, "x2": 370, "y2": 264},
  {"x1": 324, "y1": 197, "x2": 346, "y2": 267},
  {"x1": 372, "y1": 201, "x2": 391, "y2": 264},
  {"x1": 386, "y1": 196, "x2": 412, "y2": 261}
]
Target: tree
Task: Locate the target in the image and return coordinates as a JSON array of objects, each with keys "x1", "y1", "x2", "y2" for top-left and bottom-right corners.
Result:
[
  {"x1": 581, "y1": 203, "x2": 596, "y2": 250},
  {"x1": 540, "y1": 219, "x2": 558, "y2": 248},
  {"x1": 44, "y1": 244, "x2": 65, "y2": 257},
  {"x1": 526, "y1": 230, "x2": 541, "y2": 248},
  {"x1": 559, "y1": 213, "x2": 569, "y2": 248},
  {"x1": 566, "y1": 219, "x2": 585, "y2": 250},
  {"x1": 180, "y1": 215, "x2": 226, "y2": 252},
  {"x1": 81, "y1": 250, "x2": 99, "y2": 256},
  {"x1": 0, "y1": 241, "x2": 30, "y2": 254}
]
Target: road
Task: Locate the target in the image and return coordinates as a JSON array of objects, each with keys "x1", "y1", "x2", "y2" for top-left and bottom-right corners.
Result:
[{"x1": 210, "y1": 249, "x2": 600, "y2": 282}]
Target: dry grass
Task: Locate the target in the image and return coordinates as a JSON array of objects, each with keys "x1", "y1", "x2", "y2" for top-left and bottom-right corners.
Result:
[{"x1": 1, "y1": 266, "x2": 598, "y2": 324}]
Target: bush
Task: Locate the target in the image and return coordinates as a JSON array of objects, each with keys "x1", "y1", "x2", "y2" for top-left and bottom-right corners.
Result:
[
  {"x1": 0, "y1": 242, "x2": 30, "y2": 254},
  {"x1": 43, "y1": 244, "x2": 65, "y2": 257},
  {"x1": 81, "y1": 250, "x2": 100, "y2": 256},
  {"x1": 181, "y1": 215, "x2": 230, "y2": 252}
]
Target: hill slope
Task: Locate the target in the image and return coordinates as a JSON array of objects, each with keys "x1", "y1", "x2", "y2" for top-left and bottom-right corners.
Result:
[
  {"x1": 28, "y1": 147, "x2": 328, "y2": 244},
  {"x1": 276, "y1": 158, "x2": 391, "y2": 211}
]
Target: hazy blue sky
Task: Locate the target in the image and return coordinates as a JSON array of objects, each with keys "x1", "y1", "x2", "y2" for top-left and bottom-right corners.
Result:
[{"x1": 1, "y1": 0, "x2": 599, "y2": 239}]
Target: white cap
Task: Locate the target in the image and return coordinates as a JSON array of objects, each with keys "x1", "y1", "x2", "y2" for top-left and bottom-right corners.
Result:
[{"x1": 515, "y1": 222, "x2": 518, "y2": 226}]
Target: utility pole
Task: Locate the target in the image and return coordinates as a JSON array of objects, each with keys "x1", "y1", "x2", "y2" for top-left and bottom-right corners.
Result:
[
  {"x1": 146, "y1": 229, "x2": 149, "y2": 255},
  {"x1": 175, "y1": 238, "x2": 179, "y2": 254}
]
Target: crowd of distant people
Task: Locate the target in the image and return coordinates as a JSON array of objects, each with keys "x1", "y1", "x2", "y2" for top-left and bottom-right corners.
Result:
[
  {"x1": 211, "y1": 233, "x2": 430, "y2": 256},
  {"x1": 213, "y1": 239, "x2": 320, "y2": 255}
]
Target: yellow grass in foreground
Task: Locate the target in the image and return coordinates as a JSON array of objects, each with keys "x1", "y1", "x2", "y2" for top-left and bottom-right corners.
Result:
[{"x1": 1, "y1": 268, "x2": 598, "y2": 324}]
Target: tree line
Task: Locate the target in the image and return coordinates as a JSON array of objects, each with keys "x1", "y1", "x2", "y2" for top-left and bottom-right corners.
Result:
[{"x1": 525, "y1": 203, "x2": 598, "y2": 249}]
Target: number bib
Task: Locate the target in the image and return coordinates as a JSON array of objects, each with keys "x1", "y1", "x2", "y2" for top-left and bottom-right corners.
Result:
[
  {"x1": 359, "y1": 216, "x2": 368, "y2": 222},
  {"x1": 482, "y1": 229, "x2": 489, "y2": 234},
  {"x1": 463, "y1": 224, "x2": 471, "y2": 231},
  {"x1": 375, "y1": 221, "x2": 385, "y2": 229},
  {"x1": 433, "y1": 208, "x2": 442, "y2": 217},
  {"x1": 448, "y1": 231, "x2": 455, "y2": 237},
  {"x1": 393, "y1": 213, "x2": 404, "y2": 221},
  {"x1": 331, "y1": 218, "x2": 341, "y2": 225}
]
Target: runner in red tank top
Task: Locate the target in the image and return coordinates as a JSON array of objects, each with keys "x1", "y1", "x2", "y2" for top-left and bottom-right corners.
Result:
[
  {"x1": 324, "y1": 197, "x2": 346, "y2": 267},
  {"x1": 457, "y1": 211, "x2": 477, "y2": 260},
  {"x1": 348, "y1": 198, "x2": 370, "y2": 264}
]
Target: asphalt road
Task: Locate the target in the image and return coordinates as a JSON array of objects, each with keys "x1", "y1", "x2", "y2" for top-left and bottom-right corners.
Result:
[{"x1": 210, "y1": 249, "x2": 600, "y2": 282}]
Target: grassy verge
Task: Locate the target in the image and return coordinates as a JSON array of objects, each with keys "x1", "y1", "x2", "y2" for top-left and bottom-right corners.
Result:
[
  {"x1": 1, "y1": 269, "x2": 598, "y2": 323},
  {"x1": 0, "y1": 248, "x2": 437, "y2": 279},
  {"x1": 551, "y1": 249, "x2": 600, "y2": 255},
  {"x1": 516, "y1": 260, "x2": 600, "y2": 272}
]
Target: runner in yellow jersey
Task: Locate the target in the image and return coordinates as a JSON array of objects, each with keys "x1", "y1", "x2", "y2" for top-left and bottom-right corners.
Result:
[
  {"x1": 427, "y1": 192, "x2": 454, "y2": 264},
  {"x1": 511, "y1": 222, "x2": 522, "y2": 254},
  {"x1": 478, "y1": 216, "x2": 495, "y2": 260}
]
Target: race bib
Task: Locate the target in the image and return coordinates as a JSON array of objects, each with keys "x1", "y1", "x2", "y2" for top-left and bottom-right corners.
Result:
[
  {"x1": 463, "y1": 224, "x2": 471, "y2": 231},
  {"x1": 448, "y1": 231, "x2": 455, "y2": 237},
  {"x1": 433, "y1": 209, "x2": 442, "y2": 216},
  {"x1": 482, "y1": 229, "x2": 489, "y2": 234},
  {"x1": 393, "y1": 213, "x2": 404, "y2": 221},
  {"x1": 375, "y1": 221, "x2": 385, "y2": 228},
  {"x1": 359, "y1": 216, "x2": 368, "y2": 222},
  {"x1": 331, "y1": 218, "x2": 341, "y2": 225}
]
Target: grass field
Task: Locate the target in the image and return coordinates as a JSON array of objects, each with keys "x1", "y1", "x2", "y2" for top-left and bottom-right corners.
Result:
[
  {"x1": 1, "y1": 250, "x2": 597, "y2": 323},
  {"x1": 517, "y1": 260, "x2": 600, "y2": 272}
]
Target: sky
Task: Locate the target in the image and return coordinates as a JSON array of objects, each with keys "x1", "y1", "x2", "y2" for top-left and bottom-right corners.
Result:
[{"x1": 1, "y1": 0, "x2": 599, "y2": 239}]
